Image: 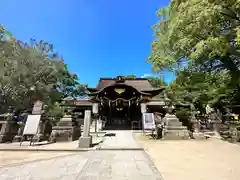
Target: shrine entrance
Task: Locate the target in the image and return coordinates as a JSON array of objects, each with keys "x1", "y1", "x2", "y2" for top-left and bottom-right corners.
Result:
[{"x1": 103, "y1": 99, "x2": 141, "y2": 130}]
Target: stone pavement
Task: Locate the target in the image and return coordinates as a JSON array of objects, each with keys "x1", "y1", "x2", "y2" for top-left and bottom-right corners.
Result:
[
  {"x1": 100, "y1": 130, "x2": 140, "y2": 149},
  {"x1": 0, "y1": 131, "x2": 163, "y2": 180}
]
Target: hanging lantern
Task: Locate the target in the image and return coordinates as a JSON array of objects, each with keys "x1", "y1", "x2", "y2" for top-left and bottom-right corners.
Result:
[{"x1": 92, "y1": 103, "x2": 99, "y2": 114}]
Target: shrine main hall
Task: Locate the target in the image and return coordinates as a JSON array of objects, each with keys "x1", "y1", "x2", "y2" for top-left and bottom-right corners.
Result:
[{"x1": 64, "y1": 76, "x2": 166, "y2": 130}]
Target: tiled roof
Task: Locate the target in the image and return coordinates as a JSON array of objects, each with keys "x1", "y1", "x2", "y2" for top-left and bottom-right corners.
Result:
[
  {"x1": 96, "y1": 78, "x2": 153, "y2": 91},
  {"x1": 125, "y1": 80, "x2": 153, "y2": 90},
  {"x1": 96, "y1": 79, "x2": 115, "y2": 89}
]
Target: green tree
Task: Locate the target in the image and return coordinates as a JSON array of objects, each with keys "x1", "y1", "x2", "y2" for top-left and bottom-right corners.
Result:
[
  {"x1": 124, "y1": 74, "x2": 136, "y2": 78},
  {"x1": 147, "y1": 77, "x2": 166, "y2": 88},
  {"x1": 0, "y1": 25, "x2": 87, "y2": 113},
  {"x1": 148, "y1": 0, "x2": 240, "y2": 111},
  {"x1": 148, "y1": 0, "x2": 240, "y2": 82},
  {"x1": 74, "y1": 84, "x2": 88, "y2": 97},
  {"x1": 168, "y1": 69, "x2": 231, "y2": 113}
]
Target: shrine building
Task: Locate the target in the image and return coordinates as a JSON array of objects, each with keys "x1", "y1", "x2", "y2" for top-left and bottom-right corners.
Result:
[{"x1": 63, "y1": 76, "x2": 167, "y2": 130}]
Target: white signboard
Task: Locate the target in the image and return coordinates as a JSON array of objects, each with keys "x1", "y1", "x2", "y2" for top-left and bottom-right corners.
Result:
[
  {"x1": 23, "y1": 115, "x2": 41, "y2": 135},
  {"x1": 92, "y1": 103, "x2": 99, "y2": 114},
  {"x1": 142, "y1": 113, "x2": 155, "y2": 130}
]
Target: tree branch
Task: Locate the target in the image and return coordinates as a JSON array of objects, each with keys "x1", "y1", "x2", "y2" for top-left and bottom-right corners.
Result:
[{"x1": 220, "y1": 11, "x2": 240, "y2": 23}]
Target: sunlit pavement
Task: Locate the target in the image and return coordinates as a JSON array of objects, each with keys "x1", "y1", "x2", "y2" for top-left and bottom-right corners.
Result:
[{"x1": 0, "y1": 131, "x2": 162, "y2": 180}]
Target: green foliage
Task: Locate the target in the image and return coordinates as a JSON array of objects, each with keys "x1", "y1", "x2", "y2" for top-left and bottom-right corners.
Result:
[
  {"x1": 149, "y1": 0, "x2": 240, "y2": 76},
  {"x1": 74, "y1": 84, "x2": 88, "y2": 97},
  {"x1": 147, "y1": 77, "x2": 166, "y2": 88},
  {"x1": 149, "y1": 0, "x2": 240, "y2": 113},
  {"x1": 124, "y1": 74, "x2": 136, "y2": 78},
  {"x1": 175, "y1": 108, "x2": 192, "y2": 130},
  {"x1": 47, "y1": 102, "x2": 64, "y2": 118},
  {"x1": 0, "y1": 25, "x2": 87, "y2": 113}
]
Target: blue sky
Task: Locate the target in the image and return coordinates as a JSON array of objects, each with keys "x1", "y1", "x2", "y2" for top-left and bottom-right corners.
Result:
[{"x1": 1, "y1": 0, "x2": 174, "y2": 87}]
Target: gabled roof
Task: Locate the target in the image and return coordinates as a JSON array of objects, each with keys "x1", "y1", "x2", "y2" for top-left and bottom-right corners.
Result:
[
  {"x1": 95, "y1": 77, "x2": 158, "y2": 91},
  {"x1": 96, "y1": 79, "x2": 115, "y2": 89},
  {"x1": 87, "y1": 76, "x2": 165, "y2": 98},
  {"x1": 125, "y1": 79, "x2": 153, "y2": 91}
]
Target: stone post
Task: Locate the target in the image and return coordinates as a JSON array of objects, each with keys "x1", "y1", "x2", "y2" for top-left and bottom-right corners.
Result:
[{"x1": 78, "y1": 110, "x2": 92, "y2": 148}]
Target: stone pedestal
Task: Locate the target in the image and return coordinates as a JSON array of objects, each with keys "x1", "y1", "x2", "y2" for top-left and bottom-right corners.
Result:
[
  {"x1": 163, "y1": 113, "x2": 189, "y2": 140},
  {"x1": 78, "y1": 136, "x2": 92, "y2": 148},
  {"x1": 49, "y1": 115, "x2": 81, "y2": 143},
  {"x1": 79, "y1": 110, "x2": 92, "y2": 148},
  {"x1": 0, "y1": 120, "x2": 16, "y2": 143},
  {"x1": 0, "y1": 111, "x2": 18, "y2": 143}
]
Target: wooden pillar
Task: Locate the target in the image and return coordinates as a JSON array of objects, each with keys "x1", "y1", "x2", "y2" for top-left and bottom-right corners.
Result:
[{"x1": 128, "y1": 101, "x2": 131, "y2": 121}]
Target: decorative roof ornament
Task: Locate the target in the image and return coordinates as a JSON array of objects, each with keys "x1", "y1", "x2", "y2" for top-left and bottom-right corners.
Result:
[
  {"x1": 115, "y1": 76, "x2": 125, "y2": 83},
  {"x1": 114, "y1": 88, "x2": 125, "y2": 94}
]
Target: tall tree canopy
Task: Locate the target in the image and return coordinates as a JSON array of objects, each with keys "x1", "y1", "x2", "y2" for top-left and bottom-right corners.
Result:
[
  {"x1": 0, "y1": 25, "x2": 87, "y2": 112},
  {"x1": 149, "y1": 0, "x2": 240, "y2": 110},
  {"x1": 149, "y1": 0, "x2": 240, "y2": 75}
]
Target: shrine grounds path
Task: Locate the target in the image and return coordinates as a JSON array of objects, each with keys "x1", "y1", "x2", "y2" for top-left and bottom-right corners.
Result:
[
  {"x1": 1, "y1": 131, "x2": 240, "y2": 180},
  {"x1": 0, "y1": 131, "x2": 163, "y2": 180}
]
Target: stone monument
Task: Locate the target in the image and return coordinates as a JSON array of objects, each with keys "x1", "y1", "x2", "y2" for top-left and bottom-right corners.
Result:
[
  {"x1": 78, "y1": 110, "x2": 92, "y2": 148},
  {"x1": 0, "y1": 108, "x2": 17, "y2": 143},
  {"x1": 163, "y1": 113, "x2": 189, "y2": 140},
  {"x1": 49, "y1": 108, "x2": 81, "y2": 142}
]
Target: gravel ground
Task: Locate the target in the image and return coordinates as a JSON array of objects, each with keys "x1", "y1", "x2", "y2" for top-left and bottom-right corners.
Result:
[{"x1": 134, "y1": 133, "x2": 240, "y2": 180}]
